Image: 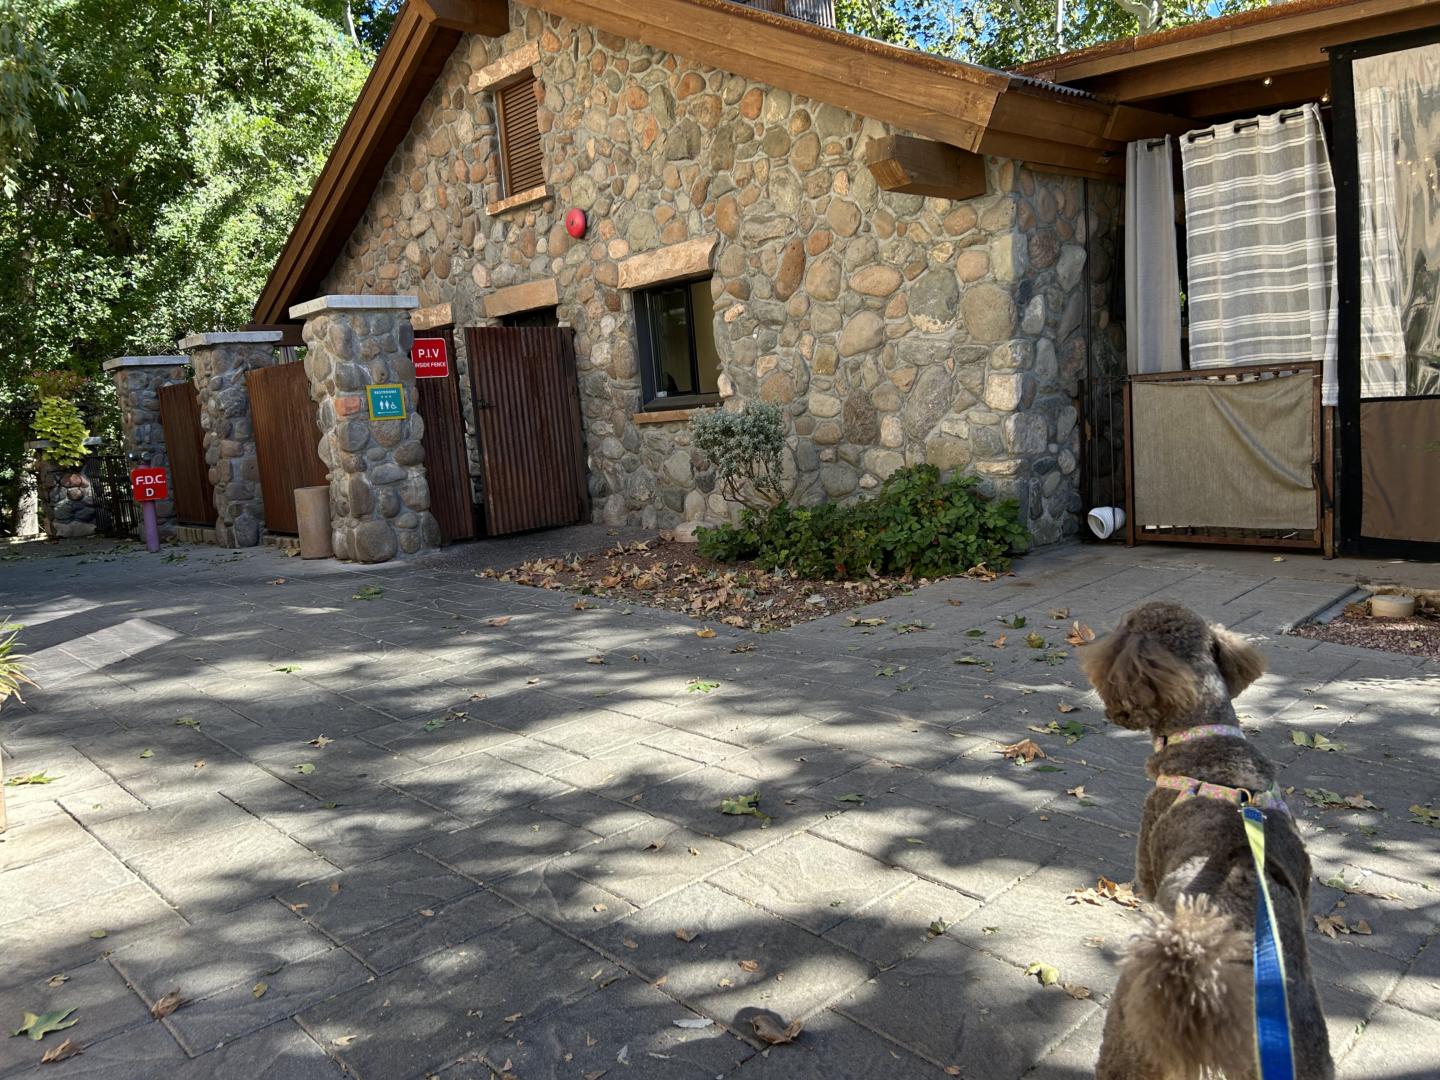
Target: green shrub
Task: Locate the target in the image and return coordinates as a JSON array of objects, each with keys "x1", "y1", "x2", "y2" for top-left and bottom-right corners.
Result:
[
  {"x1": 697, "y1": 464, "x2": 1028, "y2": 579},
  {"x1": 32, "y1": 397, "x2": 90, "y2": 468},
  {"x1": 689, "y1": 402, "x2": 786, "y2": 508},
  {"x1": 0, "y1": 621, "x2": 33, "y2": 706}
]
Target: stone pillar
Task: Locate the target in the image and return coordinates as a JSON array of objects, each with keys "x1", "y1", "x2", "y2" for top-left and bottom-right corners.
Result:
[
  {"x1": 288, "y1": 295, "x2": 440, "y2": 563},
  {"x1": 103, "y1": 355, "x2": 188, "y2": 538},
  {"x1": 26, "y1": 439, "x2": 101, "y2": 539},
  {"x1": 178, "y1": 331, "x2": 280, "y2": 547}
]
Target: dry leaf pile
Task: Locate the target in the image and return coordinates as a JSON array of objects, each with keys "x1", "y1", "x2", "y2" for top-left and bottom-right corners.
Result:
[
  {"x1": 480, "y1": 540, "x2": 920, "y2": 631},
  {"x1": 1066, "y1": 876, "x2": 1142, "y2": 910}
]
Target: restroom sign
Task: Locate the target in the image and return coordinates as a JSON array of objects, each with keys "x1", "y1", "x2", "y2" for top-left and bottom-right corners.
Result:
[
  {"x1": 366, "y1": 383, "x2": 407, "y2": 420},
  {"x1": 412, "y1": 337, "x2": 450, "y2": 379},
  {"x1": 130, "y1": 468, "x2": 168, "y2": 502}
]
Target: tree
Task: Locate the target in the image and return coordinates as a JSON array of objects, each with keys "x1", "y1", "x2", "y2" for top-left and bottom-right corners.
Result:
[{"x1": 0, "y1": 0, "x2": 370, "y2": 531}]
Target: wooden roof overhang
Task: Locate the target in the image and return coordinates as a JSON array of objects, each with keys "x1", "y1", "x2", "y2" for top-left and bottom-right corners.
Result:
[
  {"x1": 254, "y1": 0, "x2": 1180, "y2": 324},
  {"x1": 1018, "y1": 0, "x2": 1440, "y2": 127}
]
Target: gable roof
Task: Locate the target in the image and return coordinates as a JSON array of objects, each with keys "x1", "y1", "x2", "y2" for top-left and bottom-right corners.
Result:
[{"x1": 254, "y1": 0, "x2": 1175, "y2": 325}]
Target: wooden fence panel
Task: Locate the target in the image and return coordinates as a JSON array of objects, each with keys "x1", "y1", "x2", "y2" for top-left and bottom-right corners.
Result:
[
  {"x1": 157, "y1": 381, "x2": 214, "y2": 527},
  {"x1": 248, "y1": 361, "x2": 328, "y2": 535},
  {"x1": 414, "y1": 327, "x2": 476, "y2": 542}
]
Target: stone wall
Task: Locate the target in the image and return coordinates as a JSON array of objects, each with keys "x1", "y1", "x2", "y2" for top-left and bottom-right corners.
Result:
[
  {"x1": 320, "y1": 3, "x2": 1121, "y2": 542},
  {"x1": 30, "y1": 443, "x2": 102, "y2": 539},
  {"x1": 292, "y1": 296, "x2": 441, "y2": 563},
  {"x1": 104, "y1": 356, "x2": 189, "y2": 538}
]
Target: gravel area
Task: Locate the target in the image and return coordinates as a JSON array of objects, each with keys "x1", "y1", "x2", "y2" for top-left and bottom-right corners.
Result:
[{"x1": 1292, "y1": 600, "x2": 1440, "y2": 660}]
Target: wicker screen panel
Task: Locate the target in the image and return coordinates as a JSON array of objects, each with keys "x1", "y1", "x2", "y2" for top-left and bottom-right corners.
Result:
[{"x1": 497, "y1": 73, "x2": 544, "y2": 196}]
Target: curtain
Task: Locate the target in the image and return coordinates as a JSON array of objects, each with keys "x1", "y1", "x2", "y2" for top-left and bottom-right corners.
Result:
[
  {"x1": 1125, "y1": 138, "x2": 1183, "y2": 374},
  {"x1": 1180, "y1": 105, "x2": 1338, "y2": 404},
  {"x1": 1355, "y1": 86, "x2": 1408, "y2": 397}
]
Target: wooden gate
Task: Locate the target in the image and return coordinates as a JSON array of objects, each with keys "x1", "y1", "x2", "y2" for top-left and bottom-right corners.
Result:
[
  {"x1": 414, "y1": 327, "x2": 476, "y2": 543},
  {"x1": 247, "y1": 361, "x2": 328, "y2": 535},
  {"x1": 157, "y1": 381, "x2": 214, "y2": 527},
  {"x1": 463, "y1": 326, "x2": 588, "y2": 536}
]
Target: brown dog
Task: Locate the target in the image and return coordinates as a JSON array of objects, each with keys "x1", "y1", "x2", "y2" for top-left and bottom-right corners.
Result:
[{"x1": 1080, "y1": 601, "x2": 1333, "y2": 1080}]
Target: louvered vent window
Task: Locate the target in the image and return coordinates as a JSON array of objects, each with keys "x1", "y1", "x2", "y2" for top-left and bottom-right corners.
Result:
[{"x1": 496, "y1": 73, "x2": 544, "y2": 197}]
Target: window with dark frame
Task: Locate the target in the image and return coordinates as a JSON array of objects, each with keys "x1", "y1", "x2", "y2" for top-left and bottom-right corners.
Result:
[
  {"x1": 634, "y1": 278, "x2": 721, "y2": 409},
  {"x1": 496, "y1": 72, "x2": 544, "y2": 197}
]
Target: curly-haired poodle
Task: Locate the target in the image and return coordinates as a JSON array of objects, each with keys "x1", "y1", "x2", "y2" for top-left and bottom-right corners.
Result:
[{"x1": 1080, "y1": 600, "x2": 1333, "y2": 1080}]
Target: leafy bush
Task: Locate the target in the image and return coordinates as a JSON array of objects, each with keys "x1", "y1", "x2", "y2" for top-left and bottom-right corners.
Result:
[
  {"x1": 0, "y1": 621, "x2": 32, "y2": 706},
  {"x1": 697, "y1": 464, "x2": 1028, "y2": 579},
  {"x1": 31, "y1": 397, "x2": 90, "y2": 468},
  {"x1": 689, "y1": 402, "x2": 786, "y2": 508}
]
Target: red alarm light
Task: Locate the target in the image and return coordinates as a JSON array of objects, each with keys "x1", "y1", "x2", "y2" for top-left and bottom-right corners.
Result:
[{"x1": 565, "y1": 208, "x2": 587, "y2": 239}]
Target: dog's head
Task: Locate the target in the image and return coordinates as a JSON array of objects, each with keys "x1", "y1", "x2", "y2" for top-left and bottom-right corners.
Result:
[{"x1": 1079, "y1": 601, "x2": 1265, "y2": 731}]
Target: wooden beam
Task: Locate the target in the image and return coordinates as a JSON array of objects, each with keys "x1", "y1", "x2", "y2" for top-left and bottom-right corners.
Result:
[
  {"x1": 414, "y1": 0, "x2": 509, "y2": 34},
  {"x1": 517, "y1": 0, "x2": 1004, "y2": 151},
  {"x1": 242, "y1": 323, "x2": 305, "y2": 347},
  {"x1": 976, "y1": 129, "x2": 1124, "y2": 180},
  {"x1": 864, "y1": 136, "x2": 987, "y2": 200}
]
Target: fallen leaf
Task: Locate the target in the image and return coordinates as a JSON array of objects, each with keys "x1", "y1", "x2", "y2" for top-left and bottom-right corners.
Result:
[
  {"x1": 5, "y1": 771, "x2": 62, "y2": 786},
  {"x1": 573, "y1": 599, "x2": 591, "y2": 610},
  {"x1": 591, "y1": 903, "x2": 608, "y2": 913},
  {"x1": 308, "y1": 734, "x2": 333, "y2": 749},
  {"x1": 687, "y1": 679, "x2": 720, "y2": 694},
  {"x1": 12, "y1": 1010, "x2": 77, "y2": 1041},
  {"x1": 44, "y1": 976, "x2": 68, "y2": 989},
  {"x1": 904, "y1": 837, "x2": 926, "y2": 845},
  {"x1": 419, "y1": 909, "x2": 435, "y2": 918},
  {"x1": 1000, "y1": 614, "x2": 1027, "y2": 628},
  {"x1": 1062, "y1": 983, "x2": 1092, "y2": 1000},
  {"x1": 1345, "y1": 793, "x2": 1379, "y2": 810},
  {"x1": 991, "y1": 634, "x2": 1007, "y2": 649},
  {"x1": 718, "y1": 791, "x2": 771, "y2": 825},
  {"x1": 294, "y1": 763, "x2": 315, "y2": 775},
  {"x1": 333, "y1": 1035, "x2": 357, "y2": 1047},
  {"x1": 946, "y1": 1068, "x2": 962, "y2": 1077},
  {"x1": 999, "y1": 739, "x2": 1045, "y2": 763},
  {"x1": 1066, "y1": 622, "x2": 1096, "y2": 646},
  {"x1": 1313, "y1": 914, "x2": 1348, "y2": 939},
  {"x1": 1066, "y1": 786, "x2": 1087, "y2": 800},
  {"x1": 644, "y1": 839, "x2": 666, "y2": 851},
  {"x1": 1024, "y1": 632, "x2": 1046, "y2": 649},
  {"x1": 673, "y1": 1017, "x2": 713, "y2": 1029},
  {"x1": 928, "y1": 919, "x2": 950, "y2": 937},
  {"x1": 1049, "y1": 608, "x2": 1070, "y2": 619},
  {"x1": 750, "y1": 1014, "x2": 803, "y2": 1046},
  {"x1": 675, "y1": 928, "x2": 698, "y2": 942},
  {"x1": 88, "y1": 930, "x2": 106, "y2": 940},
  {"x1": 351, "y1": 585, "x2": 384, "y2": 601},
  {"x1": 138, "y1": 749, "x2": 154, "y2": 759},
  {"x1": 174, "y1": 717, "x2": 200, "y2": 730},
  {"x1": 273, "y1": 665, "x2": 300, "y2": 674},
  {"x1": 268, "y1": 578, "x2": 286, "y2": 585},
  {"x1": 1025, "y1": 961, "x2": 1061, "y2": 987},
  {"x1": 586, "y1": 655, "x2": 607, "y2": 665},
  {"x1": 505, "y1": 1012, "x2": 524, "y2": 1023},
  {"x1": 623, "y1": 938, "x2": 639, "y2": 950},
  {"x1": 695, "y1": 628, "x2": 716, "y2": 638},
  {"x1": 834, "y1": 793, "x2": 865, "y2": 804},
  {"x1": 326, "y1": 881, "x2": 341, "y2": 895},
  {"x1": 252, "y1": 982, "x2": 268, "y2": 999},
  {"x1": 486, "y1": 616, "x2": 512, "y2": 627},
  {"x1": 738, "y1": 959, "x2": 761, "y2": 973},
  {"x1": 40, "y1": 1038, "x2": 81, "y2": 1063},
  {"x1": 150, "y1": 990, "x2": 186, "y2": 1019}
]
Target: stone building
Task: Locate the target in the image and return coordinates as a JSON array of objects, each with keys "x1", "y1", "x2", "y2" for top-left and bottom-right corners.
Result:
[{"x1": 254, "y1": 0, "x2": 1147, "y2": 547}]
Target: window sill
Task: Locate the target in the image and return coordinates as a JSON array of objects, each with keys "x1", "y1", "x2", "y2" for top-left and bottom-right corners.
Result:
[
  {"x1": 633, "y1": 402, "x2": 719, "y2": 425},
  {"x1": 486, "y1": 184, "x2": 552, "y2": 216}
]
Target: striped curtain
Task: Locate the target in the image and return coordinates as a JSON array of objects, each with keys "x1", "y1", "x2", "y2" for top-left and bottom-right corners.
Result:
[
  {"x1": 1180, "y1": 105, "x2": 1338, "y2": 404},
  {"x1": 1356, "y1": 86, "x2": 1408, "y2": 397}
]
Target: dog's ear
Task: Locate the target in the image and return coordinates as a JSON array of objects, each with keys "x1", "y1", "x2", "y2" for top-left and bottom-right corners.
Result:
[
  {"x1": 1080, "y1": 623, "x2": 1201, "y2": 730},
  {"x1": 1210, "y1": 625, "x2": 1265, "y2": 698}
]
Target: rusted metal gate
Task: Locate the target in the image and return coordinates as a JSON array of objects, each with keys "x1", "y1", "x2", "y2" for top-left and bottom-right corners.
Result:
[
  {"x1": 463, "y1": 326, "x2": 588, "y2": 535},
  {"x1": 413, "y1": 326, "x2": 476, "y2": 543},
  {"x1": 247, "y1": 361, "x2": 328, "y2": 535},
  {"x1": 157, "y1": 381, "x2": 214, "y2": 526}
]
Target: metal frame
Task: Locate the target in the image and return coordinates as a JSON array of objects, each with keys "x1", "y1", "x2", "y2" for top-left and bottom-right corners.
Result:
[
  {"x1": 1330, "y1": 25, "x2": 1440, "y2": 560},
  {"x1": 1123, "y1": 361, "x2": 1327, "y2": 551},
  {"x1": 633, "y1": 277, "x2": 721, "y2": 411}
]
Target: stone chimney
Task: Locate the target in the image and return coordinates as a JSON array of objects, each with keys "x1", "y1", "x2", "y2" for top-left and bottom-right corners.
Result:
[{"x1": 733, "y1": 0, "x2": 836, "y2": 29}]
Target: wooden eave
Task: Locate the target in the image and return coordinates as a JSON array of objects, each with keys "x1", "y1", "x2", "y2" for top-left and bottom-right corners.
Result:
[
  {"x1": 256, "y1": 0, "x2": 1167, "y2": 323},
  {"x1": 1019, "y1": 0, "x2": 1440, "y2": 105},
  {"x1": 253, "y1": 1, "x2": 508, "y2": 325}
]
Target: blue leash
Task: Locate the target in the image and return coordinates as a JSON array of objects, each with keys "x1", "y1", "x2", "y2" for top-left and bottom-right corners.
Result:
[{"x1": 1241, "y1": 804, "x2": 1295, "y2": 1080}]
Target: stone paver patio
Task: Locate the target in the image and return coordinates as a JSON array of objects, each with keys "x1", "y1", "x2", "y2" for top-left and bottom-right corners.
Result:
[{"x1": 1, "y1": 534, "x2": 1437, "y2": 1079}]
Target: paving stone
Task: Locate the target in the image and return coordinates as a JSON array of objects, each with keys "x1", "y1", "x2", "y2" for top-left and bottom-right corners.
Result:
[
  {"x1": 1019, "y1": 1007, "x2": 1105, "y2": 1079},
  {"x1": 385, "y1": 753, "x2": 571, "y2": 823},
  {"x1": 491, "y1": 864, "x2": 637, "y2": 933},
  {"x1": 894, "y1": 755, "x2": 1101, "y2": 829},
  {"x1": 109, "y1": 898, "x2": 332, "y2": 1008},
  {"x1": 823, "y1": 878, "x2": 983, "y2": 968},
  {"x1": 1007, "y1": 806, "x2": 1138, "y2": 873},
  {"x1": 0, "y1": 813, "x2": 91, "y2": 872},
  {"x1": 812, "y1": 795, "x2": 1060, "y2": 901},
  {"x1": 531, "y1": 711, "x2": 669, "y2": 758},
  {"x1": 357, "y1": 714, "x2": 520, "y2": 764},
  {"x1": 592, "y1": 883, "x2": 871, "y2": 1023},
  {"x1": 0, "y1": 958, "x2": 151, "y2": 1075},
  {"x1": 709, "y1": 834, "x2": 914, "y2": 933},
  {"x1": 0, "y1": 843, "x2": 136, "y2": 924},
  {"x1": 528, "y1": 788, "x2": 652, "y2": 839},
  {"x1": 559, "y1": 824, "x2": 746, "y2": 907},
  {"x1": 1338, "y1": 1002, "x2": 1440, "y2": 1078},
  {"x1": 1388, "y1": 932, "x2": 1440, "y2": 1019},
  {"x1": 344, "y1": 889, "x2": 521, "y2": 974},
  {"x1": 124, "y1": 817, "x2": 334, "y2": 918},
  {"x1": 278, "y1": 850, "x2": 475, "y2": 942},
  {"x1": 633, "y1": 765, "x2": 838, "y2": 852},
  {"x1": 664, "y1": 701, "x2": 822, "y2": 748},
  {"x1": 86, "y1": 793, "x2": 257, "y2": 859},
  {"x1": 719, "y1": 735, "x2": 875, "y2": 790},
  {"x1": 164, "y1": 947, "x2": 370, "y2": 1055},
  {"x1": 724, "y1": 1009, "x2": 942, "y2": 1079},
  {"x1": 169, "y1": 1020, "x2": 346, "y2": 1079},
  {"x1": 420, "y1": 805, "x2": 606, "y2": 883},
  {"x1": 0, "y1": 1020, "x2": 186, "y2": 1079},
  {"x1": 298, "y1": 915, "x2": 621, "y2": 1080},
  {"x1": 484, "y1": 737, "x2": 589, "y2": 778},
  {"x1": 549, "y1": 741, "x2": 702, "y2": 799},
  {"x1": 476, "y1": 977, "x2": 752, "y2": 1079},
  {"x1": 834, "y1": 935, "x2": 1093, "y2": 1075},
  {"x1": 640, "y1": 726, "x2": 749, "y2": 766}
]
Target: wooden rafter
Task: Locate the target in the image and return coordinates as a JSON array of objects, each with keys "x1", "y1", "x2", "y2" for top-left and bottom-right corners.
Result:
[{"x1": 865, "y1": 136, "x2": 987, "y2": 200}]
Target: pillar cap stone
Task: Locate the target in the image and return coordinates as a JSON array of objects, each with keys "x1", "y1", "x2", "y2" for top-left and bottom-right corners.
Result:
[
  {"x1": 288, "y1": 294, "x2": 420, "y2": 320},
  {"x1": 178, "y1": 330, "x2": 284, "y2": 350},
  {"x1": 102, "y1": 356, "x2": 188, "y2": 372}
]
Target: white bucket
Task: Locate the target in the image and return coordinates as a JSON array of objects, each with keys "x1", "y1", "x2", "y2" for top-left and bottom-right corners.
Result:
[{"x1": 1087, "y1": 506, "x2": 1126, "y2": 540}]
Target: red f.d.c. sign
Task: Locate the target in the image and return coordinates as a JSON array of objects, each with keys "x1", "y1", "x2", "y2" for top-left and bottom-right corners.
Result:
[
  {"x1": 130, "y1": 468, "x2": 168, "y2": 502},
  {"x1": 412, "y1": 337, "x2": 450, "y2": 379}
]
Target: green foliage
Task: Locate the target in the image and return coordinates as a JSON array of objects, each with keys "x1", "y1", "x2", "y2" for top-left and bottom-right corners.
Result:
[
  {"x1": 31, "y1": 397, "x2": 89, "y2": 467},
  {"x1": 698, "y1": 464, "x2": 1028, "y2": 580},
  {"x1": 1, "y1": 620, "x2": 34, "y2": 707},
  {"x1": 0, "y1": 0, "x2": 82, "y2": 197},
  {"x1": 689, "y1": 402, "x2": 787, "y2": 508}
]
